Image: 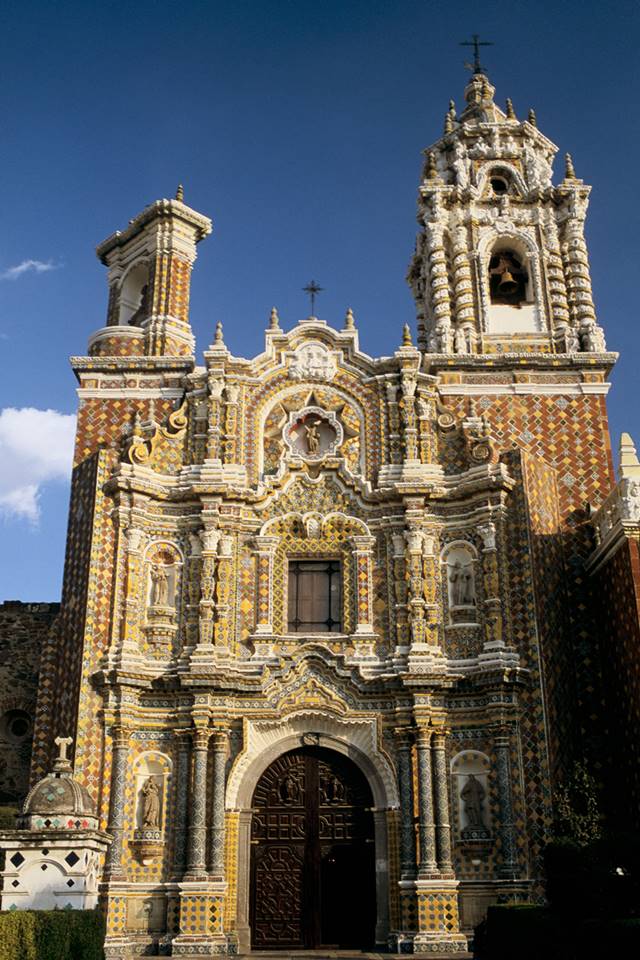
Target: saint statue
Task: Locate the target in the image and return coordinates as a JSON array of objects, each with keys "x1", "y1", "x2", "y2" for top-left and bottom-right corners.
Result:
[
  {"x1": 305, "y1": 421, "x2": 320, "y2": 455},
  {"x1": 449, "y1": 560, "x2": 475, "y2": 606},
  {"x1": 150, "y1": 564, "x2": 170, "y2": 607},
  {"x1": 461, "y1": 774, "x2": 486, "y2": 830},
  {"x1": 141, "y1": 777, "x2": 161, "y2": 828}
]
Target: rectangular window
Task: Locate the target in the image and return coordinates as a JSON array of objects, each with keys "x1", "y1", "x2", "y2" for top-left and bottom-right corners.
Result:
[{"x1": 287, "y1": 560, "x2": 342, "y2": 633}]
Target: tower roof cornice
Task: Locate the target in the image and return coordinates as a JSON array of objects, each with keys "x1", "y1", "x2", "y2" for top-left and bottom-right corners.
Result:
[{"x1": 96, "y1": 196, "x2": 212, "y2": 264}]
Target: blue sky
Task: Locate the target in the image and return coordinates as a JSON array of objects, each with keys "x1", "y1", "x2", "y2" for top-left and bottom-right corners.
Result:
[{"x1": 1, "y1": 0, "x2": 639, "y2": 600}]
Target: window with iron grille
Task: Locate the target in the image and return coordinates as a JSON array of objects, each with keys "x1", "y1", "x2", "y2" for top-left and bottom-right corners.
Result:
[{"x1": 287, "y1": 560, "x2": 342, "y2": 633}]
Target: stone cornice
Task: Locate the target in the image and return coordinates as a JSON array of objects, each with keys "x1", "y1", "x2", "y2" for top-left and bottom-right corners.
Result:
[{"x1": 96, "y1": 198, "x2": 212, "y2": 262}]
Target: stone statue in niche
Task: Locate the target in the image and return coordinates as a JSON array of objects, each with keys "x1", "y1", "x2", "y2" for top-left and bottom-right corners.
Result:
[
  {"x1": 305, "y1": 421, "x2": 320, "y2": 455},
  {"x1": 449, "y1": 559, "x2": 475, "y2": 607},
  {"x1": 461, "y1": 774, "x2": 486, "y2": 830},
  {"x1": 150, "y1": 563, "x2": 171, "y2": 607},
  {"x1": 141, "y1": 777, "x2": 161, "y2": 828}
]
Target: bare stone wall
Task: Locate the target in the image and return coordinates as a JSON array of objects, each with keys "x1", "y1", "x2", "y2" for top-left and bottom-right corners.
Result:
[{"x1": 0, "y1": 601, "x2": 59, "y2": 808}]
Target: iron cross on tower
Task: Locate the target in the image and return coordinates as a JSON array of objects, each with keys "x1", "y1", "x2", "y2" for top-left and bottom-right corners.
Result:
[
  {"x1": 460, "y1": 33, "x2": 493, "y2": 75},
  {"x1": 303, "y1": 280, "x2": 323, "y2": 316}
]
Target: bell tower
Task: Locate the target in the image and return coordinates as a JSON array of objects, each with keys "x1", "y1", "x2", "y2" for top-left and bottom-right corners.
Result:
[
  {"x1": 91, "y1": 185, "x2": 212, "y2": 358},
  {"x1": 408, "y1": 64, "x2": 618, "y2": 788},
  {"x1": 408, "y1": 68, "x2": 607, "y2": 356}
]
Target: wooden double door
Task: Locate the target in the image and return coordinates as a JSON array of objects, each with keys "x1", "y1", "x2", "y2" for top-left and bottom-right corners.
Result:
[{"x1": 250, "y1": 746, "x2": 376, "y2": 949}]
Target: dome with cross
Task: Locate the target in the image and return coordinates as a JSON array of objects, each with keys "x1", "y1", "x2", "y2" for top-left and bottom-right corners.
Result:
[{"x1": 18, "y1": 736, "x2": 98, "y2": 831}]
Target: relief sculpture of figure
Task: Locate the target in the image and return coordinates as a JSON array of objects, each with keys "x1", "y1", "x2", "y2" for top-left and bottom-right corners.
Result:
[
  {"x1": 461, "y1": 774, "x2": 486, "y2": 830},
  {"x1": 305, "y1": 421, "x2": 320, "y2": 455},
  {"x1": 449, "y1": 560, "x2": 475, "y2": 606},
  {"x1": 141, "y1": 777, "x2": 161, "y2": 828},
  {"x1": 150, "y1": 564, "x2": 170, "y2": 607}
]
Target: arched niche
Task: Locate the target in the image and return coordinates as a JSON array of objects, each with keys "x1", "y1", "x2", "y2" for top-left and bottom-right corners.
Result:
[
  {"x1": 132, "y1": 752, "x2": 172, "y2": 833},
  {"x1": 143, "y1": 541, "x2": 183, "y2": 615},
  {"x1": 118, "y1": 261, "x2": 150, "y2": 326},
  {"x1": 451, "y1": 750, "x2": 492, "y2": 841},
  {"x1": 479, "y1": 232, "x2": 544, "y2": 334},
  {"x1": 477, "y1": 162, "x2": 527, "y2": 200},
  {"x1": 441, "y1": 541, "x2": 478, "y2": 620}
]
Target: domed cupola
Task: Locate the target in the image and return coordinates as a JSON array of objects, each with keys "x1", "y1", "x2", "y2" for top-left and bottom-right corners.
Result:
[{"x1": 18, "y1": 736, "x2": 98, "y2": 831}]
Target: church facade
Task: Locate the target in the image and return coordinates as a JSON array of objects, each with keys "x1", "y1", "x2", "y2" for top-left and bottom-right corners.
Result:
[{"x1": 2, "y1": 68, "x2": 640, "y2": 958}]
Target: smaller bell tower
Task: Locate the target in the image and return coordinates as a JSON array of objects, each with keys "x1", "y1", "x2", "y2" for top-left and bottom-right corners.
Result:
[
  {"x1": 407, "y1": 68, "x2": 607, "y2": 356},
  {"x1": 91, "y1": 186, "x2": 212, "y2": 358}
]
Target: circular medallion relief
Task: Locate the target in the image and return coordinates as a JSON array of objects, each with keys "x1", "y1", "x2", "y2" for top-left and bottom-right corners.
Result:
[{"x1": 284, "y1": 405, "x2": 343, "y2": 461}]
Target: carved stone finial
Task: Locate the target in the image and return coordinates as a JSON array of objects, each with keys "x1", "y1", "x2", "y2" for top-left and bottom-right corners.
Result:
[
  {"x1": 444, "y1": 112, "x2": 454, "y2": 134},
  {"x1": 564, "y1": 153, "x2": 577, "y2": 180},
  {"x1": 214, "y1": 321, "x2": 224, "y2": 344},
  {"x1": 54, "y1": 735, "x2": 73, "y2": 773},
  {"x1": 426, "y1": 152, "x2": 438, "y2": 180},
  {"x1": 449, "y1": 99, "x2": 456, "y2": 117},
  {"x1": 505, "y1": 98, "x2": 516, "y2": 120},
  {"x1": 402, "y1": 323, "x2": 413, "y2": 347},
  {"x1": 175, "y1": 184, "x2": 184, "y2": 202},
  {"x1": 132, "y1": 409, "x2": 144, "y2": 437},
  {"x1": 269, "y1": 306, "x2": 280, "y2": 329},
  {"x1": 528, "y1": 108, "x2": 537, "y2": 127},
  {"x1": 481, "y1": 77, "x2": 492, "y2": 101},
  {"x1": 619, "y1": 432, "x2": 640, "y2": 480},
  {"x1": 344, "y1": 307, "x2": 355, "y2": 330}
]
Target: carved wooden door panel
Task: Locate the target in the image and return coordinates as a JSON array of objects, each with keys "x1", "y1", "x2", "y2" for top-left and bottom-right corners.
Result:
[{"x1": 250, "y1": 747, "x2": 375, "y2": 949}]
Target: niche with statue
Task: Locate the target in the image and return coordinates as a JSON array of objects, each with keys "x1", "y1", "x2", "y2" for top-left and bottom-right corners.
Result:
[
  {"x1": 131, "y1": 753, "x2": 171, "y2": 864},
  {"x1": 451, "y1": 750, "x2": 492, "y2": 844},
  {"x1": 443, "y1": 542, "x2": 478, "y2": 625},
  {"x1": 143, "y1": 542, "x2": 182, "y2": 657}
]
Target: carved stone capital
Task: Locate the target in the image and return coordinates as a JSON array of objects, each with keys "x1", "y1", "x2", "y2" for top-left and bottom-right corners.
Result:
[{"x1": 253, "y1": 534, "x2": 279, "y2": 554}]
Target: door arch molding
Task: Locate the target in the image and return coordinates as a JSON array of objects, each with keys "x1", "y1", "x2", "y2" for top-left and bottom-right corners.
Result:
[{"x1": 228, "y1": 711, "x2": 396, "y2": 950}]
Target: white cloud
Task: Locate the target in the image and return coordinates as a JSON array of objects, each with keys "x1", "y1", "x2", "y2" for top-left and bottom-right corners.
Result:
[
  {"x1": 1, "y1": 259, "x2": 59, "y2": 280},
  {"x1": 0, "y1": 408, "x2": 76, "y2": 522}
]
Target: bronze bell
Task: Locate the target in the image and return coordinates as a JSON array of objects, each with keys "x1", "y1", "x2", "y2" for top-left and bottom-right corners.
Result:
[{"x1": 498, "y1": 269, "x2": 518, "y2": 294}]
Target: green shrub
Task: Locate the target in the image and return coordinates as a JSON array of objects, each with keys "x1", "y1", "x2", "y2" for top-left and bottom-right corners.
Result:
[
  {"x1": 0, "y1": 908, "x2": 105, "y2": 960},
  {"x1": 474, "y1": 907, "x2": 640, "y2": 960},
  {"x1": 473, "y1": 905, "x2": 572, "y2": 960}
]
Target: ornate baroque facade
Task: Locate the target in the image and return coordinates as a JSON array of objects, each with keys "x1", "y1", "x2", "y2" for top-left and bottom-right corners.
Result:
[{"x1": 2, "y1": 68, "x2": 639, "y2": 957}]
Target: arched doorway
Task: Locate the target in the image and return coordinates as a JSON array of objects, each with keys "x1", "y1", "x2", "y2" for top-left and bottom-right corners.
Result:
[{"x1": 250, "y1": 746, "x2": 376, "y2": 949}]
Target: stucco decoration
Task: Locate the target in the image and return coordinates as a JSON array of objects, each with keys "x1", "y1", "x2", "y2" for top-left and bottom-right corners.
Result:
[
  {"x1": 289, "y1": 341, "x2": 336, "y2": 381},
  {"x1": 226, "y1": 710, "x2": 398, "y2": 810}
]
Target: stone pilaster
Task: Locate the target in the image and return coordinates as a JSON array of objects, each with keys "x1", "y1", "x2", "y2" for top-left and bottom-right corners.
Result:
[
  {"x1": 209, "y1": 729, "x2": 228, "y2": 879},
  {"x1": 399, "y1": 371, "x2": 419, "y2": 462},
  {"x1": 395, "y1": 728, "x2": 417, "y2": 880},
  {"x1": 416, "y1": 727, "x2": 437, "y2": 877},
  {"x1": 206, "y1": 376, "x2": 225, "y2": 460},
  {"x1": 425, "y1": 223, "x2": 452, "y2": 350},
  {"x1": 185, "y1": 727, "x2": 210, "y2": 880},
  {"x1": 432, "y1": 730, "x2": 454, "y2": 876},
  {"x1": 213, "y1": 534, "x2": 234, "y2": 652},
  {"x1": 222, "y1": 382, "x2": 241, "y2": 463},
  {"x1": 352, "y1": 535, "x2": 376, "y2": 641},
  {"x1": 196, "y1": 526, "x2": 219, "y2": 652},
  {"x1": 405, "y1": 529, "x2": 426, "y2": 647},
  {"x1": 253, "y1": 535, "x2": 279, "y2": 648},
  {"x1": 120, "y1": 525, "x2": 145, "y2": 660},
  {"x1": 495, "y1": 730, "x2": 519, "y2": 879},
  {"x1": 104, "y1": 725, "x2": 130, "y2": 880},
  {"x1": 172, "y1": 732, "x2": 191, "y2": 879}
]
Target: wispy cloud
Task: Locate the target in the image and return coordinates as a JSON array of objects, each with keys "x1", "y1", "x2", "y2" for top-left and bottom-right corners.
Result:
[
  {"x1": 1, "y1": 259, "x2": 60, "y2": 281},
  {"x1": 0, "y1": 407, "x2": 76, "y2": 523}
]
